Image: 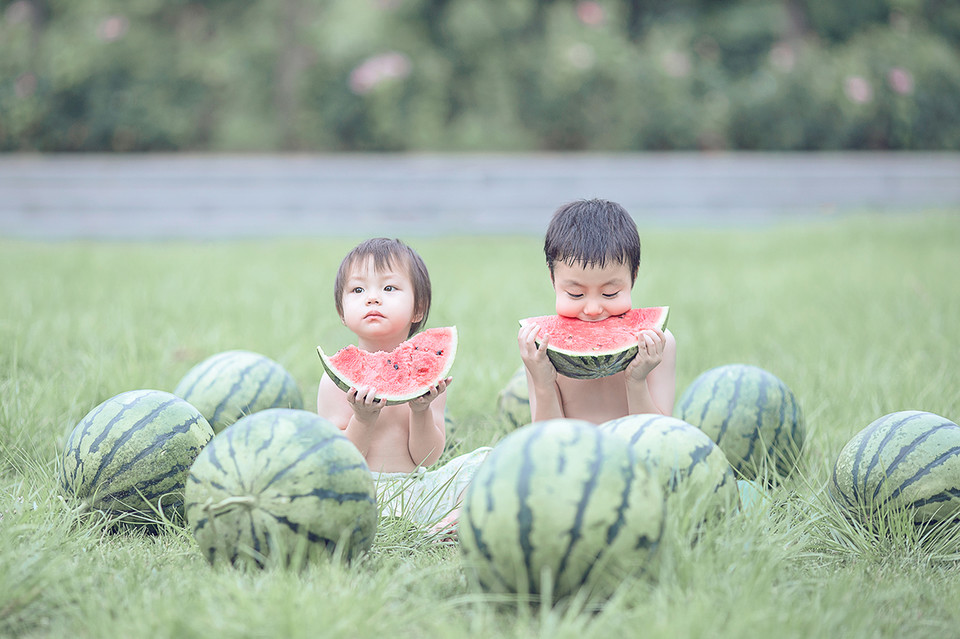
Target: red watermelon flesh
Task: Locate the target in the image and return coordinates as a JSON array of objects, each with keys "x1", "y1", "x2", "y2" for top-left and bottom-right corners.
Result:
[
  {"x1": 518, "y1": 307, "x2": 669, "y2": 379},
  {"x1": 317, "y1": 327, "x2": 457, "y2": 404}
]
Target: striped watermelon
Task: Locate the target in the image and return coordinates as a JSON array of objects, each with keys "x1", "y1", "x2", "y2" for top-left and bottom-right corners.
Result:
[
  {"x1": 675, "y1": 364, "x2": 804, "y2": 480},
  {"x1": 174, "y1": 350, "x2": 303, "y2": 433},
  {"x1": 518, "y1": 307, "x2": 669, "y2": 380},
  {"x1": 600, "y1": 414, "x2": 739, "y2": 520},
  {"x1": 59, "y1": 389, "x2": 215, "y2": 524},
  {"x1": 459, "y1": 419, "x2": 664, "y2": 601},
  {"x1": 496, "y1": 366, "x2": 531, "y2": 428},
  {"x1": 185, "y1": 408, "x2": 377, "y2": 567},
  {"x1": 831, "y1": 410, "x2": 960, "y2": 525},
  {"x1": 318, "y1": 327, "x2": 457, "y2": 405}
]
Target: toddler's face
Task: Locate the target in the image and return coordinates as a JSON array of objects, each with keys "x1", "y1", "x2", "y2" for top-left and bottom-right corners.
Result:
[
  {"x1": 341, "y1": 257, "x2": 419, "y2": 342},
  {"x1": 552, "y1": 260, "x2": 632, "y2": 321}
]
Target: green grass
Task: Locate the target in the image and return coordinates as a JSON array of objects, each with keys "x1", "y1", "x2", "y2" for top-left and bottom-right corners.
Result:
[{"x1": 2, "y1": 213, "x2": 960, "y2": 638}]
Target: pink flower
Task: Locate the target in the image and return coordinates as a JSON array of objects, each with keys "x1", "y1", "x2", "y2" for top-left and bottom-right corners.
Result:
[
  {"x1": 575, "y1": 1, "x2": 605, "y2": 27},
  {"x1": 349, "y1": 52, "x2": 412, "y2": 95},
  {"x1": 97, "y1": 15, "x2": 129, "y2": 42},
  {"x1": 660, "y1": 51, "x2": 691, "y2": 78},
  {"x1": 887, "y1": 67, "x2": 914, "y2": 95},
  {"x1": 15, "y1": 72, "x2": 36, "y2": 99},
  {"x1": 4, "y1": 1, "x2": 34, "y2": 25},
  {"x1": 844, "y1": 76, "x2": 873, "y2": 104}
]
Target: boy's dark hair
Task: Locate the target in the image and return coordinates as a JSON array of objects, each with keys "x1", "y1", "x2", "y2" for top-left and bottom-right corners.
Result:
[
  {"x1": 544, "y1": 199, "x2": 641, "y2": 283},
  {"x1": 334, "y1": 238, "x2": 431, "y2": 337}
]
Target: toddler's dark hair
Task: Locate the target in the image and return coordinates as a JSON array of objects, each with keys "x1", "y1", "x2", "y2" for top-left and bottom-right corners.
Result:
[
  {"x1": 544, "y1": 199, "x2": 641, "y2": 283},
  {"x1": 334, "y1": 238, "x2": 431, "y2": 337}
]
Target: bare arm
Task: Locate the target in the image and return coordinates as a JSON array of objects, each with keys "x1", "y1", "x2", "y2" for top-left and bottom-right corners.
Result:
[
  {"x1": 406, "y1": 378, "x2": 450, "y2": 467},
  {"x1": 317, "y1": 375, "x2": 383, "y2": 457},
  {"x1": 519, "y1": 324, "x2": 564, "y2": 421},
  {"x1": 625, "y1": 328, "x2": 677, "y2": 416}
]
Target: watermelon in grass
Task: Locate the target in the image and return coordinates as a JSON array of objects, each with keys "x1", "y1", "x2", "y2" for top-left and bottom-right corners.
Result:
[
  {"x1": 318, "y1": 327, "x2": 457, "y2": 405},
  {"x1": 185, "y1": 409, "x2": 377, "y2": 568},
  {"x1": 60, "y1": 390, "x2": 215, "y2": 526},
  {"x1": 831, "y1": 411, "x2": 960, "y2": 525},
  {"x1": 519, "y1": 307, "x2": 669, "y2": 380}
]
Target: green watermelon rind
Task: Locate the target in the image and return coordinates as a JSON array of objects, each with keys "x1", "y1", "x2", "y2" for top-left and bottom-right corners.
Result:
[
  {"x1": 459, "y1": 419, "x2": 664, "y2": 601},
  {"x1": 519, "y1": 307, "x2": 669, "y2": 380},
  {"x1": 317, "y1": 326, "x2": 458, "y2": 405},
  {"x1": 675, "y1": 364, "x2": 804, "y2": 481},
  {"x1": 830, "y1": 410, "x2": 960, "y2": 525},
  {"x1": 59, "y1": 389, "x2": 216, "y2": 523},
  {"x1": 599, "y1": 413, "x2": 739, "y2": 519},
  {"x1": 173, "y1": 350, "x2": 304, "y2": 434},
  {"x1": 185, "y1": 408, "x2": 378, "y2": 567}
]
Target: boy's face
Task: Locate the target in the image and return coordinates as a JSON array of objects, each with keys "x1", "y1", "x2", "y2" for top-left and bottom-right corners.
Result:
[
  {"x1": 341, "y1": 257, "x2": 420, "y2": 343},
  {"x1": 552, "y1": 259, "x2": 633, "y2": 321}
]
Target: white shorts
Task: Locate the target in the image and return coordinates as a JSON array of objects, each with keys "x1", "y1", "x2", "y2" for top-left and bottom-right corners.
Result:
[{"x1": 371, "y1": 447, "x2": 492, "y2": 525}]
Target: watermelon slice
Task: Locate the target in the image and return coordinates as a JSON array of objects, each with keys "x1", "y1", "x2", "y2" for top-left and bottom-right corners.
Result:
[
  {"x1": 519, "y1": 307, "x2": 669, "y2": 380},
  {"x1": 317, "y1": 327, "x2": 458, "y2": 404}
]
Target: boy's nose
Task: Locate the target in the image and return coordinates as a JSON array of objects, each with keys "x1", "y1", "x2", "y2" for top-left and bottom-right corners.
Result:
[
  {"x1": 583, "y1": 301, "x2": 603, "y2": 317},
  {"x1": 366, "y1": 292, "x2": 380, "y2": 304}
]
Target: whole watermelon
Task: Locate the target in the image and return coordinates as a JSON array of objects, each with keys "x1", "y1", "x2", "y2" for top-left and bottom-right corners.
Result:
[
  {"x1": 174, "y1": 350, "x2": 303, "y2": 433},
  {"x1": 59, "y1": 389, "x2": 215, "y2": 524},
  {"x1": 459, "y1": 419, "x2": 664, "y2": 602},
  {"x1": 600, "y1": 413, "x2": 739, "y2": 521},
  {"x1": 831, "y1": 410, "x2": 960, "y2": 525},
  {"x1": 185, "y1": 409, "x2": 377, "y2": 568},
  {"x1": 675, "y1": 364, "x2": 804, "y2": 480},
  {"x1": 496, "y1": 366, "x2": 531, "y2": 428}
]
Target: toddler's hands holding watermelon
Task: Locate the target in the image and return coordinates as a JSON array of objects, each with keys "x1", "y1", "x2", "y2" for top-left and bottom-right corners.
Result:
[
  {"x1": 518, "y1": 323, "x2": 557, "y2": 387},
  {"x1": 625, "y1": 328, "x2": 666, "y2": 383},
  {"x1": 409, "y1": 377, "x2": 453, "y2": 413},
  {"x1": 347, "y1": 385, "x2": 385, "y2": 425}
]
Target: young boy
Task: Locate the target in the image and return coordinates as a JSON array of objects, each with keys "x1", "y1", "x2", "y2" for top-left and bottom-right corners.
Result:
[
  {"x1": 317, "y1": 237, "x2": 488, "y2": 530},
  {"x1": 519, "y1": 199, "x2": 677, "y2": 423}
]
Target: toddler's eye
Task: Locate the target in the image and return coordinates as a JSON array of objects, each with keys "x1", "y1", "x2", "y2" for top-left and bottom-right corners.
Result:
[
  {"x1": 352, "y1": 286, "x2": 364, "y2": 294},
  {"x1": 567, "y1": 292, "x2": 584, "y2": 299},
  {"x1": 602, "y1": 292, "x2": 620, "y2": 299},
  {"x1": 384, "y1": 285, "x2": 396, "y2": 292}
]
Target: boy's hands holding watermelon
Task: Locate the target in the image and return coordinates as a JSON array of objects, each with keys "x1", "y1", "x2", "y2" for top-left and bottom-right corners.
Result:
[
  {"x1": 625, "y1": 328, "x2": 667, "y2": 384},
  {"x1": 518, "y1": 323, "x2": 557, "y2": 387}
]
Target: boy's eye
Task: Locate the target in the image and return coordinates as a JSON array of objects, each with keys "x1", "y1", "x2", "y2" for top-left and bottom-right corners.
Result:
[
  {"x1": 566, "y1": 292, "x2": 584, "y2": 299},
  {"x1": 602, "y1": 292, "x2": 620, "y2": 299},
  {"x1": 352, "y1": 286, "x2": 364, "y2": 294}
]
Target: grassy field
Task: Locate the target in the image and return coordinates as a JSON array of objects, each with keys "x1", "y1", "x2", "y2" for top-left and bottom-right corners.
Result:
[{"x1": 2, "y1": 213, "x2": 959, "y2": 638}]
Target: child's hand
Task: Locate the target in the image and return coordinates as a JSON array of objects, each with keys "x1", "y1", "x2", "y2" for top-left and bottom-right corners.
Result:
[
  {"x1": 518, "y1": 323, "x2": 557, "y2": 386},
  {"x1": 410, "y1": 376, "x2": 453, "y2": 413},
  {"x1": 347, "y1": 385, "x2": 385, "y2": 425},
  {"x1": 626, "y1": 328, "x2": 666, "y2": 383}
]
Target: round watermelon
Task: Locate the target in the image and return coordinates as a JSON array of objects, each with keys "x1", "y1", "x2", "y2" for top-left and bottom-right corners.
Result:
[
  {"x1": 459, "y1": 419, "x2": 664, "y2": 602},
  {"x1": 736, "y1": 479, "x2": 769, "y2": 514},
  {"x1": 675, "y1": 364, "x2": 804, "y2": 480},
  {"x1": 59, "y1": 389, "x2": 215, "y2": 524},
  {"x1": 173, "y1": 350, "x2": 303, "y2": 433},
  {"x1": 519, "y1": 307, "x2": 669, "y2": 380},
  {"x1": 496, "y1": 366, "x2": 531, "y2": 428},
  {"x1": 318, "y1": 327, "x2": 457, "y2": 404},
  {"x1": 599, "y1": 413, "x2": 739, "y2": 520},
  {"x1": 185, "y1": 408, "x2": 377, "y2": 568},
  {"x1": 831, "y1": 410, "x2": 960, "y2": 525}
]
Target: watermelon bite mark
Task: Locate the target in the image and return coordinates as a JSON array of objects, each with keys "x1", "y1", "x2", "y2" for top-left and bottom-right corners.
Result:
[
  {"x1": 318, "y1": 327, "x2": 458, "y2": 404},
  {"x1": 519, "y1": 307, "x2": 669, "y2": 380}
]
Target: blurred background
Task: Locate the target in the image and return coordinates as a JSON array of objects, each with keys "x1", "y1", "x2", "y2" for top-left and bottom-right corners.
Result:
[{"x1": 2, "y1": 0, "x2": 959, "y2": 153}]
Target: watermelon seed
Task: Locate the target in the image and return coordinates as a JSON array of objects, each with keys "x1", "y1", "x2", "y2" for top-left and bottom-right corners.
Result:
[
  {"x1": 437, "y1": 350, "x2": 443, "y2": 355},
  {"x1": 393, "y1": 364, "x2": 399, "y2": 370}
]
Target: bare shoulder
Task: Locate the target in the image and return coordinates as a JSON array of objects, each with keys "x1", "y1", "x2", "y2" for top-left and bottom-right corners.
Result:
[{"x1": 316, "y1": 374, "x2": 352, "y2": 429}]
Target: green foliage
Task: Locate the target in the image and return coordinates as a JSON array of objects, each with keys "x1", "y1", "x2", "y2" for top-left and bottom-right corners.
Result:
[{"x1": 1, "y1": 0, "x2": 959, "y2": 150}]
